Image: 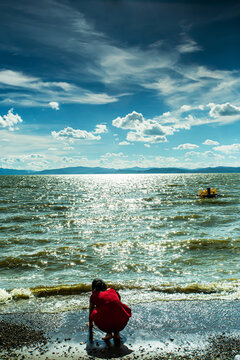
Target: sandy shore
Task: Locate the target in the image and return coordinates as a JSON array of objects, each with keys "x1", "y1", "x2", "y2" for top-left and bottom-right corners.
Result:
[{"x1": 1, "y1": 300, "x2": 240, "y2": 359}]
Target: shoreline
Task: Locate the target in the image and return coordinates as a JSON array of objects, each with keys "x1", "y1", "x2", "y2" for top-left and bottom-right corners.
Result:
[{"x1": 1, "y1": 300, "x2": 240, "y2": 359}]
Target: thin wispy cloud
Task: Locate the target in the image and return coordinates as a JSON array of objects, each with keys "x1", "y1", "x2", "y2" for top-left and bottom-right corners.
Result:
[
  {"x1": 177, "y1": 37, "x2": 202, "y2": 54},
  {"x1": 0, "y1": 70, "x2": 119, "y2": 106},
  {"x1": 1, "y1": 1, "x2": 240, "y2": 115}
]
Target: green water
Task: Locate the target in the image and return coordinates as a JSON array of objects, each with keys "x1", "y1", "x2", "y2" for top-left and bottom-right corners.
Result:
[{"x1": 0, "y1": 174, "x2": 239, "y2": 312}]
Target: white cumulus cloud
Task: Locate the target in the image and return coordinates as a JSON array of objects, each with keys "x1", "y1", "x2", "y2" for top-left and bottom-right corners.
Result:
[
  {"x1": 51, "y1": 124, "x2": 108, "y2": 142},
  {"x1": 213, "y1": 143, "x2": 240, "y2": 154},
  {"x1": 25, "y1": 154, "x2": 45, "y2": 159},
  {"x1": 49, "y1": 102, "x2": 59, "y2": 110},
  {"x1": 203, "y1": 151, "x2": 224, "y2": 159},
  {"x1": 180, "y1": 105, "x2": 192, "y2": 112},
  {"x1": 113, "y1": 111, "x2": 176, "y2": 144},
  {"x1": 93, "y1": 124, "x2": 108, "y2": 134},
  {"x1": 174, "y1": 143, "x2": 199, "y2": 150},
  {"x1": 103, "y1": 152, "x2": 125, "y2": 158},
  {"x1": 0, "y1": 108, "x2": 23, "y2": 131},
  {"x1": 209, "y1": 102, "x2": 240, "y2": 117},
  {"x1": 203, "y1": 139, "x2": 220, "y2": 146},
  {"x1": 52, "y1": 126, "x2": 101, "y2": 141},
  {"x1": 119, "y1": 141, "x2": 131, "y2": 146},
  {"x1": 127, "y1": 131, "x2": 167, "y2": 144},
  {"x1": 185, "y1": 151, "x2": 224, "y2": 160},
  {"x1": 0, "y1": 154, "x2": 45, "y2": 169},
  {"x1": 112, "y1": 111, "x2": 144, "y2": 130}
]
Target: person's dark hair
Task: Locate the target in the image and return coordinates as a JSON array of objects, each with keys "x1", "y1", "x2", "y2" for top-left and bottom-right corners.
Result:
[{"x1": 92, "y1": 278, "x2": 107, "y2": 291}]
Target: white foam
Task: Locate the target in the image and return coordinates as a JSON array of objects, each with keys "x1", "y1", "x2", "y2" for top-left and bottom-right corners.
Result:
[
  {"x1": 10, "y1": 288, "x2": 32, "y2": 299},
  {"x1": 0, "y1": 288, "x2": 12, "y2": 303}
]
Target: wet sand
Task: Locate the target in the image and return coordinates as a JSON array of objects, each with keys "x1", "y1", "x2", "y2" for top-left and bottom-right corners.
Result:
[{"x1": 1, "y1": 300, "x2": 240, "y2": 359}]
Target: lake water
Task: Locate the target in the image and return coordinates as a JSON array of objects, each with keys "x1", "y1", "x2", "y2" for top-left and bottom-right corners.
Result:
[{"x1": 0, "y1": 174, "x2": 239, "y2": 313}]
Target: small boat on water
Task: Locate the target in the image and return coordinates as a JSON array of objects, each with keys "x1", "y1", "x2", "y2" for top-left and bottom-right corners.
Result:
[{"x1": 198, "y1": 187, "x2": 218, "y2": 198}]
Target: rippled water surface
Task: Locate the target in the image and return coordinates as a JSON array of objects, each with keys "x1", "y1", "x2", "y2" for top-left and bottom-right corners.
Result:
[{"x1": 0, "y1": 174, "x2": 239, "y2": 312}]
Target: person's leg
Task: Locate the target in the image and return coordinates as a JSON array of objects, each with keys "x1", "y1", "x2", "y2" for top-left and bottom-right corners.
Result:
[
  {"x1": 102, "y1": 332, "x2": 113, "y2": 340},
  {"x1": 113, "y1": 332, "x2": 120, "y2": 339}
]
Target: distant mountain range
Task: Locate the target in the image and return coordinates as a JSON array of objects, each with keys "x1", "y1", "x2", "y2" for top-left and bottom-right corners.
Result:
[
  {"x1": 0, "y1": 168, "x2": 34, "y2": 175},
  {"x1": 0, "y1": 165, "x2": 240, "y2": 175}
]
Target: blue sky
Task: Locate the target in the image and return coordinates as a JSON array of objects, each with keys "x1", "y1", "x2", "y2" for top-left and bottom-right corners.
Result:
[{"x1": 0, "y1": 0, "x2": 240, "y2": 170}]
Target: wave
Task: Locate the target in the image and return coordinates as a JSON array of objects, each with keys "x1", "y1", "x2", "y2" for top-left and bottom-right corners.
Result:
[
  {"x1": 178, "y1": 237, "x2": 240, "y2": 250},
  {"x1": 146, "y1": 214, "x2": 200, "y2": 221},
  {"x1": 0, "y1": 248, "x2": 85, "y2": 269},
  {"x1": 0, "y1": 254, "x2": 61, "y2": 269},
  {"x1": 1, "y1": 236, "x2": 239, "y2": 271},
  {"x1": 142, "y1": 197, "x2": 154, "y2": 202},
  {"x1": 31, "y1": 282, "x2": 143, "y2": 298},
  {"x1": 0, "y1": 288, "x2": 32, "y2": 303},
  {"x1": 0, "y1": 289, "x2": 12, "y2": 302},
  {"x1": 149, "y1": 283, "x2": 230, "y2": 294},
  {"x1": 168, "y1": 214, "x2": 200, "y2": 221},
  {"x1": 31, "y1": 283, "x2": 91, "y2": 297},
  {"x1": 3, "y1": 215, "x2": 41, "y2": 223},
  {"x1": 0, "y1": 257, "x2": 33, "y2": 269},
  {"x1": 50, "y1": 205, "x2": 70, "y2": 211},
  {"x1": 1, "y1": 280, "x2": 239, "y2": 303}
]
